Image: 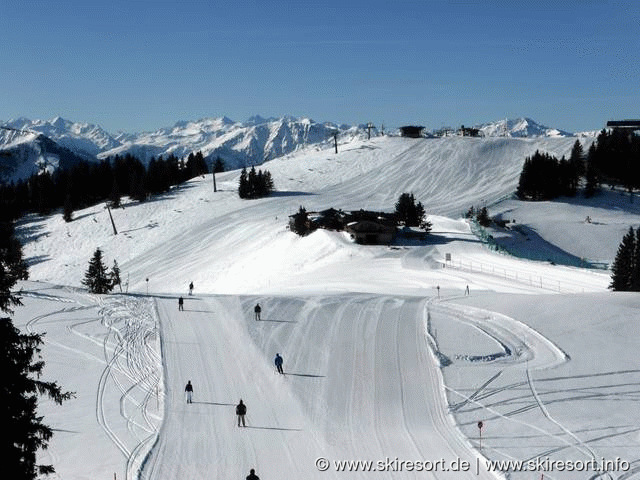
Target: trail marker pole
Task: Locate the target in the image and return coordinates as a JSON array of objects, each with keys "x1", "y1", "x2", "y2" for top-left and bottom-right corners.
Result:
[{"x1": 477, "y1": 421, "x2": 484, "y2": 450}]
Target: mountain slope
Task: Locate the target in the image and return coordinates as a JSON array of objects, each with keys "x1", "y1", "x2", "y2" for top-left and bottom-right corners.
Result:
[{"x1": 476, "y1": 117, "x2": 573, "y2": 137}]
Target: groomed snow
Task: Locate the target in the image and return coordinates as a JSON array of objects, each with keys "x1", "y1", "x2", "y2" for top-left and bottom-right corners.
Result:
[{"x1": 11, "y1": 135, "x2": 640, "y2": 480}]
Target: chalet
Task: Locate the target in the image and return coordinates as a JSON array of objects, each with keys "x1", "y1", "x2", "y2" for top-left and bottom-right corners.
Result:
[
  {"x1": 459, "y1": 125, "x2": 482, "y2": 137},
  {"x1": 345, "y1": 220, "x2": 397, "y2": 245},
  {"x1": 399, "y1": 126, "x2": 425, "y2": 138},
  {"x1": 606, "y1": 120, "x2": 640, "y2": 133}
]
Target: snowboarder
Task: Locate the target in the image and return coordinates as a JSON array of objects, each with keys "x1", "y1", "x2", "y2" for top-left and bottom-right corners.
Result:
[
  {"x1": 236, "y1": 399, "x2": 247, "y2": 427},
  {"x1": 189, "y1": 282, "x2": 194, "y2": 295},
  {"x1": 246, "y1": 469, "x2": 260, "y2": 480},
  {"x1": 178, "y1": 296, "x2": 184, "y2": 311},
  {"x1": 185, "y1": 380, "x2": 193, "y2": 404},
  {"x1": 274, "y1": 353, "x2": 284, "y2": 374},
  {"x1": 254, "y1": 303, "x2": 261, "y2": 321}
]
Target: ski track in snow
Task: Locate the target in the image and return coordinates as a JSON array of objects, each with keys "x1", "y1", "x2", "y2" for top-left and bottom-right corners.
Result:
[
  {"x1": 136, "y1": 294, "x2": 506, "y2": 479},
  {"x1": 22, "y1": 288, "x2": 163, "y2": 480}
]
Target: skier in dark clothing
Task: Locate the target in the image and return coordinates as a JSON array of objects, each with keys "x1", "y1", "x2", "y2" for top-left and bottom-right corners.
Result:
[
  {"x1": 274, "y1": 353, "x2": 284, "y2": 374},
  {"x1": 185, "y1": 380, "x2": 193, "y2": 404},
  {"x1": 236, "y1": 399, "x2": 247, "y2": 427},
  {"x1": 246, "y1": 468, "x2": 260, "y2": 480},
  {"x1": 189, "y1": 282, "x2": 194, "y2": 295},
  {"x1": 178, "y1": 296, "x2": 184, "y2": 311},
  {"x1": 254, "y1": 303, "x2": 261, "y2": 321}
]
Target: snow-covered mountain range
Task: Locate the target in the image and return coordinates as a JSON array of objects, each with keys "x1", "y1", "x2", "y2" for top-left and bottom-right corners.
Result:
[
  {"x1": 0, "y1": 116, "x2": 366, "y2": 183},
  {"x1": 476, "y1": 117, "x2": 573, "y2": 137},
  {"x1": 0, "y1": 115, "x2": 583, "y2": 184}
]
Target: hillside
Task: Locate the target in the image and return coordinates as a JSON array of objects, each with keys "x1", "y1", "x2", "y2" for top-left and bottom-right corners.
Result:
[{"x1": 10, "y1": 134, "x2": 640, "y2": 480}]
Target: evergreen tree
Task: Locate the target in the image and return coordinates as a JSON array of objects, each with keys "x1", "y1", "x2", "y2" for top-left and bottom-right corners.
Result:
[
  {"x1": 610, "y1": 227, "x2": 635, "y2": 291},
  {"x1": 584, "y1": 143, "x2": 599, "y2": 198},
  {"x1": 394, "y1": 193, "x2": 430, "y2": 230},
  {"x1": 632, "y1": 228, "x2": 640, "y2": 291},
  {"x1": 62, "y1": 195, "x2": 74, "y2": 223},
  {"x1": 0, "y1": 219, "x2": 73, "y2": 478},
  {"x1": 568, "y1": 139, "x2": 585, "y2": 193},
  {"x1": 516, "y1": 150, "x2": 561, "y2": 200},
  {"x1": 110, "y1": 260, "x2": 122, "y2": 293},
  {"x1": 108, "y1": 179, "x2": 121, "y2": 209},
  {"x1": 0, "y1": 222, "x2": 29, "y2": 314},
  {"x1": 238, "y1": 168, "x2": 249, "y2": 198},
  {"x1": 476, "y1": 206, "x2": 491, "y2": 227},
  {"x1": 0, "y1": 319, "x2": 75, "y2": 478},
  {"x1": 290, "y1": 206, "x2": 312, "y2": 236},
  {"x1": 82, "y1": 248, "x2": 113, "y2": 294},
  {"x1": 213, "y1": 156, "x2": 225, "y2": 173}
]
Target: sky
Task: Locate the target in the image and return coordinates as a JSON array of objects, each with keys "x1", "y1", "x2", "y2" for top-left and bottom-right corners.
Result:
[{"x1": 1, "y1": 0, "x2": 638, "y2": 133}]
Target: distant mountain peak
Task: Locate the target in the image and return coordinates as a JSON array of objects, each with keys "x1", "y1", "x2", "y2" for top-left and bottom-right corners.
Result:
[{"x1": 476, "y1": 117, "x2": 573, "y2": 137}]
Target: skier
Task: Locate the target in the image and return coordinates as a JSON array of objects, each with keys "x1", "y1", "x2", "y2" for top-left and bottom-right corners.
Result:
[
  {"x1": 189, "y1": 282, "x2": 194, "y2": 295},
  {"x1": 236, "y1": 399, "x2": 247, "y2": 427},
  {"x1": 178, "y1": 296, "x2": 184, "y2": 311},
  {"x1": 274, "y1": 353, "x2": 284, "y2": 374},
  {"x1": 254, "y1": 303, "x2": 261, "y2": 321},
  {"x1": 246, "y1": 468, "x2": 260, "y2": 480},
  {"x1": 185, "y1": 380, "x2": 193, "y2": 404},
  {"x1": 465, "y1": 285, "x2": 470, "y2": 296}
]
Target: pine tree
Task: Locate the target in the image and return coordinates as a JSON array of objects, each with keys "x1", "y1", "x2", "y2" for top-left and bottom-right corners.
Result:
[
  {"x1": 632, "y1": 228, "x2": 640, "y2": 291},
  {"x1": 213, "y1": 156, "x2": 225, "y2": 173},
  {"x1": 610, "y1": 227, "x2": 635, "y2": 291},
  {"x1": 82, "y1": 248, "x2": 113, "y2": 294},
  {"x1": 584, "y1": 143, "x2": 599, "y2": 198},
  {"x1": 110, "y1": 260, "x2": 122, "y2": 293},
  {"x1": 0, "y1": 319, "x2": 75, "y2": 478},
  {"x1": 568, "y1": 139, "x2": 584, "y2": 193},
  {"x1": 476, "y1": 206, "x2": 491, "y2": 227},
  {"x1": 238, "y1": 168, "x2": 249, "y2": 198},
  {"x1": 108, "y1": 179, "x2": 121, "y2": 208},
  {"x1": 395, "y1": 193, "x2": 430, "y2": 230},
  {"x1": 63, "y1": 194, "x2": 74, "y2": 222},
  {"x1": 290, "y1": 206, "x2": 311, "y2": 236},
  {"x1": 0, "y1": 222, "x2": 29, "y2": 314},
  {"x1": 0, "y1": 219, "x2": 73, "y2": 478}
]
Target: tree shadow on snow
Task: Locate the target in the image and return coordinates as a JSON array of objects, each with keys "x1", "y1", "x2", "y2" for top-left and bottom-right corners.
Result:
[{"x1": 269, "y1": 190, "x2": 317, "y2": 198}]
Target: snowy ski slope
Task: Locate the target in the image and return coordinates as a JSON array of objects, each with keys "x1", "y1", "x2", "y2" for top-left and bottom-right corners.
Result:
[{"x1": 12, "y1": 135, "x2": 640, "y2": 480}]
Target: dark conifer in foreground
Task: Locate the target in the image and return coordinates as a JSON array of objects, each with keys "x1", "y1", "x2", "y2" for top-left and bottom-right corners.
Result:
[
  {"x1": 610, "y1": 227, "x2": 636, "y2": 291},
  {"x1": 0, "y1": 219, "x2": 73, "y2": 478},
  {"x1": 0, "y1": 221, "x2": 29, "y2": 314},
  {"x1": 1, "y1": 320, "x2": 75, "y2": 478}
]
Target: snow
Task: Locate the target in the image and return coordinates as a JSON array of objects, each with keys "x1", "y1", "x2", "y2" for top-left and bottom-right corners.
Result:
[{"x1": 10, "y1": 134, "x2": 640, "y2": 479}]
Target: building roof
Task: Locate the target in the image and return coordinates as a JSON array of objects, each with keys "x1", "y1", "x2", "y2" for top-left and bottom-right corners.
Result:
[{"x1": 607, "y1": 120, "x2": 640, "y2": 128}]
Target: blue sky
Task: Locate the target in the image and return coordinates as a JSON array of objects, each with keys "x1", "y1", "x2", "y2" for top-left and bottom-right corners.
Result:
[{"x1": 1, "y1": 0, "x2": 638, "y2": 133}]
